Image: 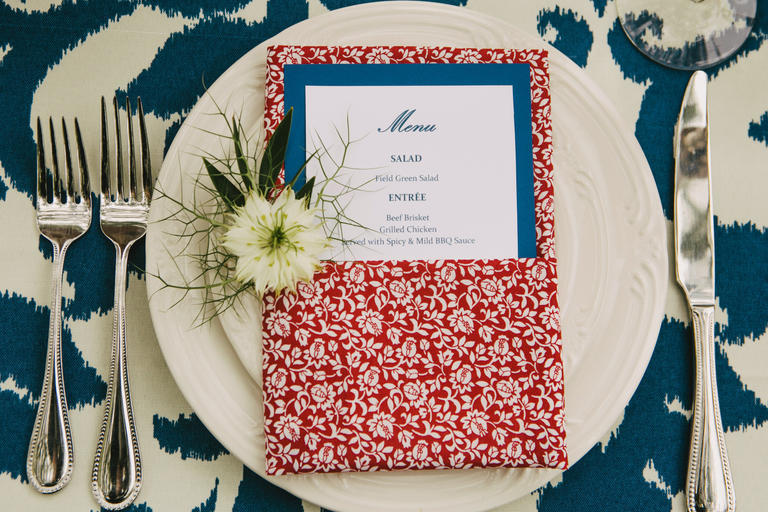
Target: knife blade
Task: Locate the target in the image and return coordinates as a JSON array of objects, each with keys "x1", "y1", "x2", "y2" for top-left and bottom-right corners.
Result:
[{"x1": 674, "y1": 70, "x2": 735, "y2": 512}]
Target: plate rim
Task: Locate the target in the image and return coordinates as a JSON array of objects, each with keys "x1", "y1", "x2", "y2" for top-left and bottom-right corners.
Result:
[{"x1": 146, "y1": 2, "x2": 667, "y2": 511}]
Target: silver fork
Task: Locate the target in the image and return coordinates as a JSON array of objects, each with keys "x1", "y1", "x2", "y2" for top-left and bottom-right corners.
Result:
[
  {"x1": 92, "y1": 96, "x2": 152, "y2": 510},
  {"x1": 27, "y1": 117, "x2": 91, "y2": 493}
]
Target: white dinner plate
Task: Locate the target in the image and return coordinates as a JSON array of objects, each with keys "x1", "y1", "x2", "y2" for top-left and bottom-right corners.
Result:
[{"x1": 145, "y1": 3, "x2": 668, "y2": 511}]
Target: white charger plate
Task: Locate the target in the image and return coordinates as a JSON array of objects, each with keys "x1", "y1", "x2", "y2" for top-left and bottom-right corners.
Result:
[{"x1": 145, "y1": 2, "x2": 668, "y2": 511}]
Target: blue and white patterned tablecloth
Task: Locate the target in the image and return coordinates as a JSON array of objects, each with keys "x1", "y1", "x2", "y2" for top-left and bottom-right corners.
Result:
[{"x1": 2, "y1": 1, "x2": 767, "y2": 511}]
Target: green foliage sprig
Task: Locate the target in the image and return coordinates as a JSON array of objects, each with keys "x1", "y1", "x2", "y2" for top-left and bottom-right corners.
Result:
[{"x1": 153, "y1": 103, "x2": 366, "y2": 325}]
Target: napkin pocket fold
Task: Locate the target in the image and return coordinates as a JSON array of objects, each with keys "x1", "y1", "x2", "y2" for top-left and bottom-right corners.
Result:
[{"x1": 262, "y1": 256, "x2": 566, "y2": 474}]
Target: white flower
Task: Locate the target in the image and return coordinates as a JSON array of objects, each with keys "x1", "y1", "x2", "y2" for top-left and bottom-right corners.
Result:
[
  {"x1": 367, "y1": 412, "x2": 396, "y2": 439},
  {"x1": 314, "y1": 443, "x2": 338, "y2": 470},
  {"x1": 541, "y1": 305, "x2": 560, "y2": 331},
  {"x1": 496, "y1": 379, "x2": 522, "y2": 406},
  {"x1": 506, "y1": 438, "x2": 523, "y2": 460},
  {"x1": 491, "y1": 335, "x2": 514, "y2": 364},
  {"x1": 451, "y1": 365, "x2": 475, "y2": 393},
  {"x1": 388, "y1": 279, "x2": 413, "y2": 305},
  {"x1": 309, "y1": 382, "x2": 335, "y2": 409},
  {"x1": 223, "y1": 188, "x2": 327, "y2": 294},
  {"x1": 448, "y1": 308, "x2": 475, "y2": 334},
  {"x1": 275, "y1": 415, "x2": 302, "y2": 442},
  {"x1": 479, "y1": 277, "x2": 505, "y2": 303},
  {"x1": 461, "y1": 410, "x2": 490, "y2": 436},
  {"x1": 366, "y1": 46, "x2": 394, "y2": 63},
  {"x1": 409, "y1": 440, "x2": 432, "y2": 467},
  {"x1": 357, "y1": 310, "x2": 384, "y2": 336},
  {"x1": 397, "y1": 337, "x2": 419, "y2": 365},
  {"x1": 455, "y1": 48, "x2": 482, "y2": 63},
  {"x1": 402, "y1": 381, "x2": 427, "y2": 407},
  {"x1": 525, "y1": 261, "x2": 549, "y2": 289},
  {"x1": 436, "y1": 263, "x2": 458, "y2": 291},
  {"x1": 357, "y1": 367, "x2": 382, "y2": 396},
  {"x1": 278, "y1": 46, "x2": 305, "y2": 64}
]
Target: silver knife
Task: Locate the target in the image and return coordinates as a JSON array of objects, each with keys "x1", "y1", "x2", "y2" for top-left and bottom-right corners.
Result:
[{"x1": 674, "y1": 70, "x2": 735, "y2": 512}]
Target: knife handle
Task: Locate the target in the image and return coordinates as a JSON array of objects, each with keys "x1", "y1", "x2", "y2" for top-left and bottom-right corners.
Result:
[{"x1": 687, "y1": 304, "x2": 735, "y2": 512}]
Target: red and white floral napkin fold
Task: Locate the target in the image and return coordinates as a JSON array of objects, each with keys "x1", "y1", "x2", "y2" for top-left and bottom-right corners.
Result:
[{"x1": 260, "y1": 45, "x2": 566, "y2": 475}]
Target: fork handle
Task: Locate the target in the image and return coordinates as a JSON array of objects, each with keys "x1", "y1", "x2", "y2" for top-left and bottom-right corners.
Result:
[
  {"x1": 687, "y1": 304, "x2": 735, "y2": 512},
  {"x1": 92, "y1": 243, "x2": 142, "y2": 510},
  {"x1": 27, "y1": 241, "x2": 74, "y2": 493}
]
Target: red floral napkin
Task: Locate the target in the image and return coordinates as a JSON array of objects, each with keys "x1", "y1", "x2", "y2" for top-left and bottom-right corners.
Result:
[{"x1": 261, "y1": 45, "x2": 566, "y2": 475}]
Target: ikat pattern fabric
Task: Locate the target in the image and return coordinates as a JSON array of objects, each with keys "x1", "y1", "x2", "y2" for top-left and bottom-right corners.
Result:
[{"x1": 2, "y1": 1, "x2": 768, "y2": 511}]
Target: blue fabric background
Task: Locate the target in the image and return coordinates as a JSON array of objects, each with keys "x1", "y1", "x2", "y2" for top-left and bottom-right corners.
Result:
[{"x1": 1, "y1": 1, "x2": 766, "y2": 510}]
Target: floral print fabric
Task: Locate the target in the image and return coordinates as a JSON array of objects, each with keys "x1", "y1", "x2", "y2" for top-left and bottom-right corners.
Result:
[{"x1": 261, "y1": 46, "x2": 565, "y2": 474}]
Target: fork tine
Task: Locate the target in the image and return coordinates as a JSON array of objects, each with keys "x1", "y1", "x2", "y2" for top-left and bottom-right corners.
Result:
[
  {"x1": 36, "y1": 117, "x2": 48, "y2": 203},
  {"x1": 113, "y1": 96, "x2": 124, "y2": 200},
  {"x1": 126, "y1": 97, "x2": 137, "y2": 201},
  {"x1": 101, "y1": 97, "x2": 110, "y2": 200},
  {"x1": 61, "y1": 118, "x2": 74, "y2": 203},
  {"x1": 48, "y1": 118, "x2": 61, "y2": 203},
  {"x1": 74, "y1": 118, "x2": 90, "y2": 205},
  {"x1": 137, "y1": 98, "x2": 152, "y2": 201}
]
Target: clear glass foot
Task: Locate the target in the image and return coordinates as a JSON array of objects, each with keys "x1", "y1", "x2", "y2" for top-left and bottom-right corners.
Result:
[{"x1": 617, "y1": 0, "x2": 756, "y2": 69}]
